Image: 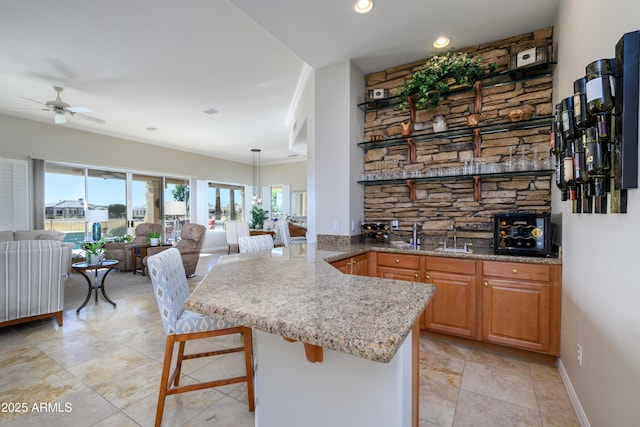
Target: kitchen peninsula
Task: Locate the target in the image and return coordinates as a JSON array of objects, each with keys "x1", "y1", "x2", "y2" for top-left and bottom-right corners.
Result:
[{"x1": 185, "y1": 244, "x2": 434, "y2": 427}]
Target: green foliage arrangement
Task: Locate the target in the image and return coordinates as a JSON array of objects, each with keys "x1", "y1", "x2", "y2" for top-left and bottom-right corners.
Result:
[
  {"x1": 249, "y1": 205, "x2": 269, "y2": 229},
  {"x1": 399, "y1": 51, "x2": 497, "y2": 110},
  {"x1": 81, "y1": 239, "x2": 107, "y2": 255}
]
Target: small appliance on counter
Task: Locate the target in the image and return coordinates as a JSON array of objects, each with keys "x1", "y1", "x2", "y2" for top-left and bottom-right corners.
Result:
[{"x1": 493, "y1": 212, "x2": 556, "y2": 257}]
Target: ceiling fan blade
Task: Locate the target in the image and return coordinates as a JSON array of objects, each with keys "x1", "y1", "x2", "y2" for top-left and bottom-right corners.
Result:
[
  {"x1": 74, "y1": 113, "x2": 106, "y2": 124},
  {"x1": 19, "y1": 96, "x2": 48, "y2": 106},
  {"x1": 8, "y1": 107, "x2": 51, "y2": 111},
  {"x1": 67, "y1": 106, "x2": 92, "y2": 113}
]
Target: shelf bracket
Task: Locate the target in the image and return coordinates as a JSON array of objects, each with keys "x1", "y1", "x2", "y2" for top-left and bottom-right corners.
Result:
[
  {"x1": 406, "y1": 179, "x2": 416, "y2": 202},
  {"x1": 474, "y1": 128, "x2": 482, "y2": 157},
  {"x1": 473, "y1": 176, "x2": 480, "y2": 202},
  {"x1": 474, "y1": 80, "x2": 483, "y2": 114},
  {"x1": 407, "y1": 138, "x2": 416, "y2": 164},
  {"x1": 407, "y1": 95, "x2": 416, "y2": 123},
  {"x1": 283, "y1": 337, "x2": 324, "y2": 363}
]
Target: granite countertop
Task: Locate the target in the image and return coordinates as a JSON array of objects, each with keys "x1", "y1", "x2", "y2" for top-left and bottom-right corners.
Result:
[
  {"x1": 320, "y1": 242, "x2": 562, "y2": 265},
  {"x1": 184, "y1": 244, "x2": 434, "y2": 363}
]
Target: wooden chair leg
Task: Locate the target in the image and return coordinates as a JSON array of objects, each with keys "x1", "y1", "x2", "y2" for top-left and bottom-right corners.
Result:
[
  {"x1": 174, "y1": 341, "x2": 186, "y2": 387},
  {"x1": 156, "y1": 335, "x2": 176, "y2": 427},
  {"x1": 242, "y1": 327, "x2": 255, "y2": 411}
]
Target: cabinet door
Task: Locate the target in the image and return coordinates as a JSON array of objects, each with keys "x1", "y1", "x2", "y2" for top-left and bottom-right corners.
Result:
[
  {"x1": 423, "y1": 271, "x2": 477, "y2": 337},
  {"x1": 423, "y1": 257, "x2": 477, "y2": 337},
  {"x1": 331, "y1": 258, "x2": 351, "y2": 274},
  {"x1": 351, "y1": 253, "x2": 369, "y2": 276},
  {"x1": 481, "y1": 278, "x2": 551, "y2": 353}
]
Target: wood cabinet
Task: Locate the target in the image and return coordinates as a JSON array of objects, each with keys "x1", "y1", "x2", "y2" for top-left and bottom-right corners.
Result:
[
  {"x1": 481, "y1": 260, "x2": 560, "y2": 355},
  {"x1": 331, "y1": 253, "x2": 371, "y2": 276},
  {"x1": 332, "y1": 250, "x2": 561, "y2": 356},
  {"x1": 422, "y1": 257, "x2": 478, "y2": 337}
]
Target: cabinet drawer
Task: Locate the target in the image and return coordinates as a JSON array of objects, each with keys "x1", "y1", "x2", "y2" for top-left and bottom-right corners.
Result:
[
  {"x1": 426, "y1": 256, "x2": 476, "y2": 275},
  {"x1": 483, "y1": 261, "x2": 551, "y2": 282},
  {"x1": 377, "y1": 253, "x2": 421, "y2": 269}
]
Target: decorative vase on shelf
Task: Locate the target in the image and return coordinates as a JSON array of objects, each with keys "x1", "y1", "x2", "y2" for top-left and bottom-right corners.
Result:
[{"x1": 433, "y1": 115, "x2": 447, "y2": 132}]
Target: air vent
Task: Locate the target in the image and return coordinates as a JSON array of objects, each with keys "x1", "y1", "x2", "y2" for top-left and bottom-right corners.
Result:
[
  {"x1": 203, "y1": 108, "x2": 219, "y2": 115},
  {"x1": 146, "y1": 127, "x2": 158, "y2": 131}
]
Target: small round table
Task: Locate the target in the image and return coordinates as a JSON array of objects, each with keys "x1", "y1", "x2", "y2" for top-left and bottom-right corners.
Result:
[{"x1": 71, "y1": 259, "x2": 119, "y2": 314}]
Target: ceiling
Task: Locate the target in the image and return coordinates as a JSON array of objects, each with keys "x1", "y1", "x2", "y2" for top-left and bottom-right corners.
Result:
[{"x1": 0, "y1": 0, "x2": 560, "y2": 166}]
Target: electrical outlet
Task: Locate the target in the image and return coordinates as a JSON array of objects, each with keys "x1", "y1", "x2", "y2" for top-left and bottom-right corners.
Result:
[
  {"x1": 577, "y1": 344, "x2": 582, "y2": 367},
  {"x1": 332, "y1": 220, "x2": 340, "y2": 231}
]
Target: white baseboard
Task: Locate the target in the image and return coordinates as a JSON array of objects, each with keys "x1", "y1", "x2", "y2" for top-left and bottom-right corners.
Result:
[{"x1": 557, "y1": 358, "x2": 590, "y2": 427}]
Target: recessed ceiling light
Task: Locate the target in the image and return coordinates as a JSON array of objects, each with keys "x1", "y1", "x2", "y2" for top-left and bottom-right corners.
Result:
[
  {"x1": 433, "y1": 36, "x2": 451, "y2": 49},
  {"x1": 203, "y1": 108, "x2": 219, "y2": 115},
  {"x1": 146, "y1": 127, "x2": 158, "y2": 131},
  {"x1": 354, "y1": 0, "x2": 374, "y2": 14}
]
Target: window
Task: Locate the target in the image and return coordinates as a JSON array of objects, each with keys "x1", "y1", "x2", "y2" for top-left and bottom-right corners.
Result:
[{"x1": 207, "y1": 183, "x2": 244, "y2": 229}]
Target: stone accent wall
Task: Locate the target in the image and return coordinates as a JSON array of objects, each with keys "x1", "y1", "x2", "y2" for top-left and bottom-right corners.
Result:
[{"x1": 362, "y1": 28, "x2": 554, "y2": 246}]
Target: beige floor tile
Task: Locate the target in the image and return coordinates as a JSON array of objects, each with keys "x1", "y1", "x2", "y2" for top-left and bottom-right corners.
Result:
[
  {"x1": 529, "y1": 360, "x2": 562, "y2": 383},
  {"x1": 461, "y1": 360, "x2": 538, "y2": 410},
  {"x1": 534, "y1": 378, "x2": 580, "y2": 424},
  {"x1": 419, "y1": 377, "x2": 459, "y2": 427},
  {"x1": 183, "y1": 395, "x2": 255, "y2": 427},
  {"x1": 453, "y1": 389, "x2": 542, "y2": 427}
]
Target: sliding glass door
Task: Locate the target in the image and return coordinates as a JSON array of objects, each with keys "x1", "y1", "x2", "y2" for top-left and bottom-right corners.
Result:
[{"x1": 45, "y1": 163, "x2": 190, "y2": 247}]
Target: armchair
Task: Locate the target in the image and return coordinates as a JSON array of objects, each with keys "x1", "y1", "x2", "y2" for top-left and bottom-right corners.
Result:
[
  {"x1": 105, "y1": 223, "x2": 162, "y2": 271},
  {"x1": 143, "y1": 223, "x2": 207, "y2": 277}
]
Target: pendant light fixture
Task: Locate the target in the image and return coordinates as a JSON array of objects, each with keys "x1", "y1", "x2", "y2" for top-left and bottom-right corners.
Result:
[{"x1": 251, "y1": 148, "x2": 262, "y2": 205}]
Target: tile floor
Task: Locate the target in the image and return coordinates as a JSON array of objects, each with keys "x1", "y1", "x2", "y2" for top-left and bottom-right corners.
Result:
[{"x1": 0, "y1": 251, "x2": 579, "y2": 426}]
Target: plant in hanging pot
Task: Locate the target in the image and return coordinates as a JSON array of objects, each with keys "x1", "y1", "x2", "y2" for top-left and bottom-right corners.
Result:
[
  {"x1": 147, "y1": 231, "x2": 161, "y2": 247},
  {"x1": 81, "y1": 239, "x2": 108, "y2": 265},
  {"x1": 399, "y1": 51, "x2": 497, "y2": 110}
]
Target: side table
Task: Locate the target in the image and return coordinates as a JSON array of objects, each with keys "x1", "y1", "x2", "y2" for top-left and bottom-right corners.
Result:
[
  {"x1": 71, "y1": 260, "x2": 119, "y2": 314},
  {"x1": 131, "y1": 243, "x2": 171, "y2": 276}
]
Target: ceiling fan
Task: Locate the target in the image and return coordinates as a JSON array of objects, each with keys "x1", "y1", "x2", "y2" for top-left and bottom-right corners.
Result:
[{"x1": 11, "y1": 86, "x2": 105, "y2": 125}]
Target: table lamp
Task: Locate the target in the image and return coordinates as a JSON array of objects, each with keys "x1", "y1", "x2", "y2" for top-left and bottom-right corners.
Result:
[{"x1": 85, "y1": 209, "x2": 109, "y2": 241}]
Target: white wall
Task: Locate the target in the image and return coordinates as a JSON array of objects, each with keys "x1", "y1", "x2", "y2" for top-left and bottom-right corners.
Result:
[
  {"x1": 554, "y1": 2, "x2": 640, "y2": 425},
  {"x1": 314, "y1": 60, "x2": 365, "y2": 237}
]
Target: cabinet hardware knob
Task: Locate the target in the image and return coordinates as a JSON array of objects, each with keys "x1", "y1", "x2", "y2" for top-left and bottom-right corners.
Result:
[
  {"x1": 395, "y1": 259, "x2": 400, "y2": 263},
  {"x1": 483, "y1": 282, "x2": 489, "y2": 287},
  {"x1": 512, "y1": 269, "x2": 518, "y2": 274},
  {"x1": 414, "y1": 273, "x2": 418, "y2": 278},
  {"x1": 425, "y1": 275, "x2": 431, "y2": 280}
]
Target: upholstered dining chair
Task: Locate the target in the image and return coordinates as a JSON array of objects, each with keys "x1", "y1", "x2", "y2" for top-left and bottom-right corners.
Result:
[
  {"x1": 278, "y1": 220, "x2": 306, "y2": 247},
  {"x1": 224, "y1": 221, "x2": 238, "y2": 254},
  {"x1": 239, "y1": 234, "x2": 274, "y2": 253},
  {"x1": 147, "y1": 248, "x2": 254, "y2": 427}
]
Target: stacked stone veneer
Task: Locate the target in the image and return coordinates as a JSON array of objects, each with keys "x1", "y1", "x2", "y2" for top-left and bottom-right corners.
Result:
[{"x1": 362, "y1": 28, "x2": 554, "y2": 246}]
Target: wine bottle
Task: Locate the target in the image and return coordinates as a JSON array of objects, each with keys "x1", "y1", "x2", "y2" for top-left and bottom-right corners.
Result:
[
  {"x1": 573, "y1": 135, "x2": 587, "y2": 185},
  {"x1": 551, "y1": 103, "x2": 565, "y2": 155},
  {"x1": 573, "y1": 77, "x2": 590, "y2": 129},
  {"x1": 585, "y1": 59, "x2": 615, "y2": 114},
  {"x1": 561, "y1": 96, "x2": 577, "y2": 142},
  {"x1": 584, "y1": 127, "x2": 610, "y2": 197},
  {"x1": 564, "y1": 140, "x2": 577, "y2": 201},
  {"x1": 555, "y1": 151, "x2": 568, "y2": 201}
]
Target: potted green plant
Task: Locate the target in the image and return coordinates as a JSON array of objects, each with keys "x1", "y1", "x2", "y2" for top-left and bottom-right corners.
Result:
[
  {"x1": 399, "y1": 51, "x2": 497, "y2": 110},
  {"x1": 81, "y1": 239, "x2": 107, "y2": 265},
  {"x1": 147, "y1": 231, "x2": 161, "y2": 246},
  {"x1": 249, "y1": 205, "x2": 269, "y2": 229}
]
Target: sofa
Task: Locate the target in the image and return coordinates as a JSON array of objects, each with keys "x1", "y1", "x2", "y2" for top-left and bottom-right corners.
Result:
[
  {"x1": 143, "y1": 223, "x2": 207, "y2": 277},
  {"x1": 104, "y1": 223, "x2": 162, "y2": 271},
  {"x1": 0, "y1": 229, "x2": 66, "y2": 243},
  {"x1": 0, "y1": 239, "x2": 71, "y2": 328}
]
